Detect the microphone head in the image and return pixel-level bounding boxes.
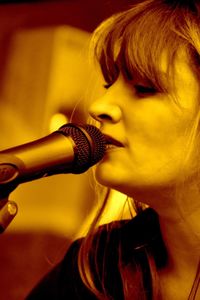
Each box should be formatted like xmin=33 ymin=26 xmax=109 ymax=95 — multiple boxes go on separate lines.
xmin=58 ymin=123 xmax=106 ymax=173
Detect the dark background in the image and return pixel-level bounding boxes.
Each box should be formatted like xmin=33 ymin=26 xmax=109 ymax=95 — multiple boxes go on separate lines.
xmin=0 ymin=0 xmax=137 ymax=32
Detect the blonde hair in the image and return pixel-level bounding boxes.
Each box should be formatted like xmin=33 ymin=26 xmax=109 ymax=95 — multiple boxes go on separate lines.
xmin=78 ymin=0 xmax=200 ymax=299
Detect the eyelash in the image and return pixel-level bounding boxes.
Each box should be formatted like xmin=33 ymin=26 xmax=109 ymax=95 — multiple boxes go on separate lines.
xmin=134 ymin=85 xmax=157 ymax=95
xmin=103 ymin=83 xmax=157 ymax=95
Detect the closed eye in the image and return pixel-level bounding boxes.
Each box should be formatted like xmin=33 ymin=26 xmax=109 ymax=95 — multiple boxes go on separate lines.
xmin=134 ymin=85 xmax=157 ymax=95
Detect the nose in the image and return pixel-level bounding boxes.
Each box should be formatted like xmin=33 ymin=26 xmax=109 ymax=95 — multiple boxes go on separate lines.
xmin=89 ymin=99 xmax=122 ymax=124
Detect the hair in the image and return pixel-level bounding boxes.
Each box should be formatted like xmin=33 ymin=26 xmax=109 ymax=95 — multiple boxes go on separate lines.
xmin=78 ymin=0 xmax=200 ymax=299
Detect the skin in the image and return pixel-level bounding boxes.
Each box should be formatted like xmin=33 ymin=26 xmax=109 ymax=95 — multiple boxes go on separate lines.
xmin=89 ymin=51 xmax=200 ymax=299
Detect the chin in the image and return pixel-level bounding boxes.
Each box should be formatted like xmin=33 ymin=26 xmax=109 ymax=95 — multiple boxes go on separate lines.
xmin=95 ymin=165 xmax=120 ymax=187
xmin=95 ymin=170 xmax=115 ymax=188
xmin=94 ymin=165 xmax=131 ymax=193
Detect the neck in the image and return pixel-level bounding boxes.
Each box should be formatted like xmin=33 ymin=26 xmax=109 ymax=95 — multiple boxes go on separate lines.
xmin=159 ymin=212 xmax=200 ymax=272
xmin=131 ymin=180 xmax=200 ymax=299
xmin=151 ymin=181 xmax=200 ymax=300
xmin=154 ymin=181 xmax=200 ymax=276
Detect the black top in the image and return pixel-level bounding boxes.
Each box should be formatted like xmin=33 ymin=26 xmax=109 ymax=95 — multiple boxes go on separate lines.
xmin=26 ymin=208 xmax=166 ymax=300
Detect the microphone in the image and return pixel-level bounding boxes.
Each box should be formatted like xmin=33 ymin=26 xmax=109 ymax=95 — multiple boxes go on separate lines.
xmin=0 ymin=123 xmax=106 ymax=187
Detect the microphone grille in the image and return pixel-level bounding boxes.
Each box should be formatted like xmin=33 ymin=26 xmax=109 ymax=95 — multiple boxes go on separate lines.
xmin=58 ymin=123 xmax=106 ymax=173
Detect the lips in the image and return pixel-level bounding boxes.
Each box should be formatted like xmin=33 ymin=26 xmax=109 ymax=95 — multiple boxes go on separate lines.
xmin=103 ymin=134 xmax=124 ymax=148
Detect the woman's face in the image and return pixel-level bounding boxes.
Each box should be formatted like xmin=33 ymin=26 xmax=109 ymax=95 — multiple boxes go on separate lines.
xmin=89 ymin=51 xmax=199 ymax=198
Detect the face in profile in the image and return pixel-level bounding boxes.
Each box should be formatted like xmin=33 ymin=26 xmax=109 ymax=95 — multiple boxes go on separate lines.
xmin=89 ymin=50 xmax=199 ymax=200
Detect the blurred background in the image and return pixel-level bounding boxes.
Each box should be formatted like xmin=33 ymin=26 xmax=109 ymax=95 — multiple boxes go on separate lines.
xmin=0 ymin=1 xmax=136 ymax=299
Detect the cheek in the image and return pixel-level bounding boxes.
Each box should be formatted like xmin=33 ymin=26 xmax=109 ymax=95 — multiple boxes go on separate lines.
xmin=127 ymin=99 xmax=192 ymax=150
xmin=125 ymin=108 xmax=194 ymax=177
xmin=94 ymin=101 xmax=196 ymax=190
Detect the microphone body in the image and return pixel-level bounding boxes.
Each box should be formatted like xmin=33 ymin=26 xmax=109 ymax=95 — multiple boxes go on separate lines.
xmin=0 ymin=123 xmax=106 ymax=187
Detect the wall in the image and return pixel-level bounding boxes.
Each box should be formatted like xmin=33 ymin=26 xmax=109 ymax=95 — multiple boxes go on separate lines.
xmin=0 ymin=22 xmax=97 ymax=300
xmin=0 ymin=2 xmax=136 ymax=298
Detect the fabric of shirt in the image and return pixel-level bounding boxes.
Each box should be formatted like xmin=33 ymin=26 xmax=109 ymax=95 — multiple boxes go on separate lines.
xmin=26 ymin=208 xmax=166 ymax=300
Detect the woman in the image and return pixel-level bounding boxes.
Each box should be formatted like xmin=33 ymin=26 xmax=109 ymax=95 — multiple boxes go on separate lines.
xmin=27 ymin=0 xmax=200 ymax=299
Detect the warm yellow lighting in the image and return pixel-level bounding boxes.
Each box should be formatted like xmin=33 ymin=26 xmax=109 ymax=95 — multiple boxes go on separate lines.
xmin=49 ymin=113 xmax=68 ymax=133
xmin=77 ymin=189 xmax=136 ymax=238
xmin=101 ymin=189 xmax=136 ymax=223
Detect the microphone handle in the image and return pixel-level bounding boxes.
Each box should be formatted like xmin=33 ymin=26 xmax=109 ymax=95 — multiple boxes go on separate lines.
xmin=0 ymin=132 xmax=75 ymax=186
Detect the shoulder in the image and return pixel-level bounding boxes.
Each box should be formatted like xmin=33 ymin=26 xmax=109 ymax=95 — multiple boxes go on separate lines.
xmin=86 ymin=207 xmax=161 ymax=264
xmin=60 ymin=208 xmax=160 ymax=294
xmin=90 ymin=207 xmax=160 ymax=248
xmin=26 ymin=237 xmax=97 ymax=300
xmin=64 ymin=207 xmax=160 ymax=266
xmin=26 ymin=208 xmax=161 ymax=299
